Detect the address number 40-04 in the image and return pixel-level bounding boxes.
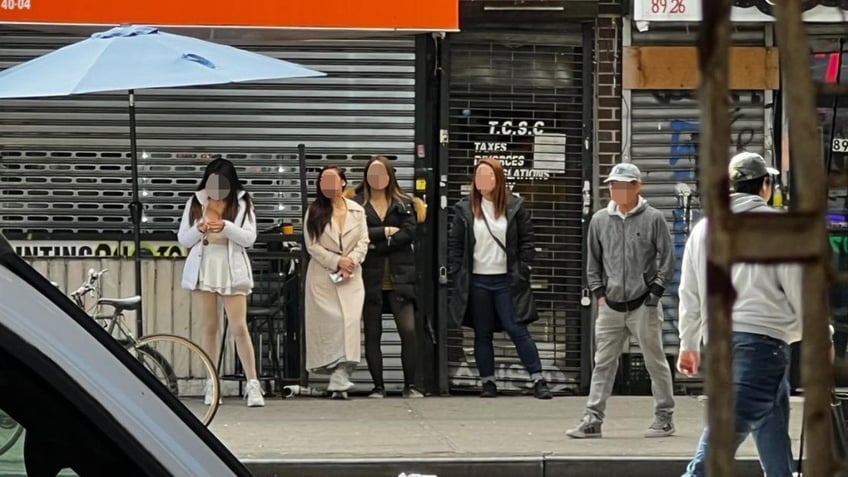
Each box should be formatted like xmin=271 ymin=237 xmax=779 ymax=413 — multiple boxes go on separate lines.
xmin=1 ymin=0 xmax=31 ymax=9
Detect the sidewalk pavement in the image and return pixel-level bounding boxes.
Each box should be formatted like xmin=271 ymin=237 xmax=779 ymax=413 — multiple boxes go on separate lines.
xmin=211 ymin=394 xmax=804 ymax=476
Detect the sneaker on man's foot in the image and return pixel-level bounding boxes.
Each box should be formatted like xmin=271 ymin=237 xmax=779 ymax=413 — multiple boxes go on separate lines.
xmin=533 ymin=379 xmax=553 ymax=400
xmin=403 ymin=385 xmax=424 ymax=399
xmin=480 ymin=381 xmax=497 ymax=398
xmin=368 ymin=387 xmax=386 ymax=399
xmin=245 ymin=379 xmax=266 ymax=407
xmin=644 ymin=417 xmax=675 ymax=438
xmin=566 ymin=419 xmax=602 ymax=439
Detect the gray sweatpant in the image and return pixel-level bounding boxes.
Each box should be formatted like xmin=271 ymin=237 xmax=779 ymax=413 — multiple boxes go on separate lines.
xmin=584 ymin=302 xmax=675 ymax=423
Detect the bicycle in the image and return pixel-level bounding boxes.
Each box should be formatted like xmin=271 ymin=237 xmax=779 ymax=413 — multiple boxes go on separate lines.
xmin=70 ymin=269 xmax=221 ymax=426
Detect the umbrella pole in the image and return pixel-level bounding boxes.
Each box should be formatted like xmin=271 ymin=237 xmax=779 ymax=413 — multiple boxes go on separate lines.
xmin=128 ymin=90 xmax=144 ymax=339
xmin=297 ymin=143 xmax=308 ymax=387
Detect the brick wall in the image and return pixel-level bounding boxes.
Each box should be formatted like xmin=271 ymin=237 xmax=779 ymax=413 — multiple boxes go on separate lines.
xmin=595 ymin=0 xmax=623 ymax=194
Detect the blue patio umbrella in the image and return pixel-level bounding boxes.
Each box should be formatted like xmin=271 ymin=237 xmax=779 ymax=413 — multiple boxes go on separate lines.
xmin=0 ymin=25 xmax=326 ymax=335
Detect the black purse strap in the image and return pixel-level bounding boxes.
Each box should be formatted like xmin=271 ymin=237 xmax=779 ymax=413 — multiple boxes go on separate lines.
xmin=480 ymin=212 xmax=508 ymax=253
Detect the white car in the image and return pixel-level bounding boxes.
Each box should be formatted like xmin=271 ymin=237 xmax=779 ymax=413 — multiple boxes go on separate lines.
xmin=0 ymin=233 xmax=251 ymax=477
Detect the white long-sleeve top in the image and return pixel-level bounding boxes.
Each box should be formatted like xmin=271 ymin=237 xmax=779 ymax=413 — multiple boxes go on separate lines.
xmin=472 ymin=198 xmax=508 ymax=275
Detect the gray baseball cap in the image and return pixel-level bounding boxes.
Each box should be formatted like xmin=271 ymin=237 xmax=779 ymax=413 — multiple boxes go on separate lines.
xmin=728 ymin=152 xmax=779 ymax=182
xmin=604 ymin=163 xmax=642 ymax=183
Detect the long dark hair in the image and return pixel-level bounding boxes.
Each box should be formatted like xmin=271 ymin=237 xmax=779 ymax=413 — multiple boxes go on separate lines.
xmin=471 ymin=158 xmax=508 ymax=219
xmin=360 ymin=155 xmax=410 ymax=205
xmin=306 ymin=165 xmax=347 ymax=241
xmin=189 ymin=157 xmax=253 ymax=223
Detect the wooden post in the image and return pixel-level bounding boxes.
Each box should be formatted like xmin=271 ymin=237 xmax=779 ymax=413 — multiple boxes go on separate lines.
xmin=697 ymin=0 xmax=736 ymax=475
xmin=698 ymin=1 xmax=836 ymax=476
xmin=773 ymin=1 xmax=834 ymax=475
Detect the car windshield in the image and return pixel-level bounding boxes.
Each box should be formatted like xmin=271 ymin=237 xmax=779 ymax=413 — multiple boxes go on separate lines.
xmin=0 ymin=234 xmax=249 ymax=476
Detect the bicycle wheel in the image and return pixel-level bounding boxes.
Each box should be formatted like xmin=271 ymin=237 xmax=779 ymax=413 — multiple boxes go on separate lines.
xmin=119 ymin=338 xmax=179 ymax=394
xmin=127 ymin=334 xmax=221 ymax=426
xmin=0 ymin=411 xmax=23 ymax=456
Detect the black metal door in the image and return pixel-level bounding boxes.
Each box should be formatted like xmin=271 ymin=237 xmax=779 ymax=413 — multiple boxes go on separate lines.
xmin=443 ymin=26 xmax=590 ymax=393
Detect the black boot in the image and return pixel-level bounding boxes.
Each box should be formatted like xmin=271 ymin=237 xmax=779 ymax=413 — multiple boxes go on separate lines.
xmin=534 ymin=379 xmax=552 ymax=400
xmin=480 ymin=381 xmax=497 ymax=398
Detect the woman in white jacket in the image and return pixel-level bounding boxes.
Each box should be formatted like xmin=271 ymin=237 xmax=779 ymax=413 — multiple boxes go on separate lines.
xmin=177 ymin=158 xmax=264 ymax=407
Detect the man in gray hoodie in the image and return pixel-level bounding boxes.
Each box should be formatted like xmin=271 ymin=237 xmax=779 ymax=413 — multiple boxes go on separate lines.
xmin=567 ymin=162 xmax=676 ymax=439
xmin=677 ymin=152 xmax=800 ymax=476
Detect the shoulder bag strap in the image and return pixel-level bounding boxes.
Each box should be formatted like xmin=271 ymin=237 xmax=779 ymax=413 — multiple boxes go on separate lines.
xmin=480 ymin=212 xmax=508 ymax=253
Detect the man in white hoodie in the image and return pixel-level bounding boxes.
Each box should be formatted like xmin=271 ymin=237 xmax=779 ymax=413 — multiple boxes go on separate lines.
xmin=677 ymin=152 xmax=801 ymax=477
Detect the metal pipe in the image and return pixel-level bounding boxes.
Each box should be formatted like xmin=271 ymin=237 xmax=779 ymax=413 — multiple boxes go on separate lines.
xmin=128 ymin=89 xmax=144 ymax=339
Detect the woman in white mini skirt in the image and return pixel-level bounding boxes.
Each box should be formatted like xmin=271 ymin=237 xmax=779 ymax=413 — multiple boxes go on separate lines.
xmin=177 ymin=158 xmax=264 ymax=407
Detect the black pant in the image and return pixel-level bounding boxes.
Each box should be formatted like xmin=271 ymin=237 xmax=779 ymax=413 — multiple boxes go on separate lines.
xmin=363 ymin=290 xmax=417 ymax=388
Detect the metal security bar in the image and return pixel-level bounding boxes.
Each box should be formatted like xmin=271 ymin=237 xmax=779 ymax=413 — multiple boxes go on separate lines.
xmin=699 ymin=0 xmax=836 ymax=476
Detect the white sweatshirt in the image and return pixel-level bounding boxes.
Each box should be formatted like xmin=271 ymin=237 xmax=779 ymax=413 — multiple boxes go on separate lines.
xmin=472 ymin=198 xmax=508 ymax=275
xmin=678 ymin=193 xmax=804 ymax=351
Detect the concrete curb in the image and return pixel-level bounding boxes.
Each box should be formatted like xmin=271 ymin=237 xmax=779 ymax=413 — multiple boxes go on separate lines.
xmin=243 ymin=456 xmax=765 ymax=477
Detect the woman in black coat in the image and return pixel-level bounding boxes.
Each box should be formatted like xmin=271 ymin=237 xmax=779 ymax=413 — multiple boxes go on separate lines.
xmin=355 ymin=156 xmax=422 ymax=399
xmin=447 ymin=158 xmax=552 ymax=399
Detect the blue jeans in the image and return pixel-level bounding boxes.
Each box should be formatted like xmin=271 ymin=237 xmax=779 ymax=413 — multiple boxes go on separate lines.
xmin=469 ymin=274 xmax=543 ymax=378
xmin=683 ymin=332 xmax=793 ymax=477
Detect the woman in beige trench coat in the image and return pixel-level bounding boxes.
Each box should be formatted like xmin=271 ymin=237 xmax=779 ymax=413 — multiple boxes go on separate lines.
xmin=304 ymin=165 xmax=369 ymax=399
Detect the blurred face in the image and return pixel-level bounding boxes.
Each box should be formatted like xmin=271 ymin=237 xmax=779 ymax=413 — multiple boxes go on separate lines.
xmin=608 ymin=181 xmax=641 ymax=206
xmin=206 ymin=174 xmax=231 ymax=201
xmin=760 ymin=177 xmax=773 ymax=201
xmin=366 ymin=161 xmax=390 ymax=191
xmin=475 ymin=163 xmax=497 ymax=195
xmin=319 ymin=169 xmax=344 ymax=199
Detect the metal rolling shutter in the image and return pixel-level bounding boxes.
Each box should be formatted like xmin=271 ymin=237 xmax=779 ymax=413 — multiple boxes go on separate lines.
xmin=630 ymin=90 xmax=766 ymax=346
xmin=0 ymin=27 xmax=416 ymax=235
xmin=628 ymin=25 xmax=768 ymax=380
xmin=0 ymin=26 xmax=417 ymax=392
xmin=446 ymin=28 xmax=587 ymax=393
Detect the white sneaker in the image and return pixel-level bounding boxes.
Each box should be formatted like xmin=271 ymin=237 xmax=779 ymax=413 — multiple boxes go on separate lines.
xmin=245 ymin=379 xmax=265 ymax=407
xmin=204 ymin=379 xmax=221 ymax=406
xmin=327 ymin=369 xmax=355 ymax=392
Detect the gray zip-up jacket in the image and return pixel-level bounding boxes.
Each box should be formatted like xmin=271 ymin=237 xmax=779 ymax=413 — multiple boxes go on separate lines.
xmin=586 ymin=197 xmax=675 ymax=303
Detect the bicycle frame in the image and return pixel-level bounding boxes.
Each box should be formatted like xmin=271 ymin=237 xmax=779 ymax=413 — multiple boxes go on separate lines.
xmin=69 ymin=269 xmax=139 ymax=346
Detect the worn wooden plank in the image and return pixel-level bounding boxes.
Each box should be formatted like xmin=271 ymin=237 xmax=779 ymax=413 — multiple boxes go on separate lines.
xmin=698 ymin=0 xmax=736 ymax=475
xmin=153 ymin=259 xmax=174 ymax=336
xmin=141 ymin=259 xmax=156 ymax=336
xmin=118 ymin=259 xmax=137 ymax=338
xmin=171 ymin=260 xmax=196 ymax=376
xmin=623 ymin=46 xmax=780 ymax=90
xmin=30 ymin=260 xmax=48 ymax=281
xmin=172 ymin=260 xmax=192 ymax=339
xmin=46 ymin=259 xmax=65 ymax=292
xmin=773 ymin=1 xmax=835 ymax=475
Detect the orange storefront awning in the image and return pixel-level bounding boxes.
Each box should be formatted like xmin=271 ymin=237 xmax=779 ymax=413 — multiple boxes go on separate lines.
xmin=0 ymin=0 xmax=459 ymax=31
